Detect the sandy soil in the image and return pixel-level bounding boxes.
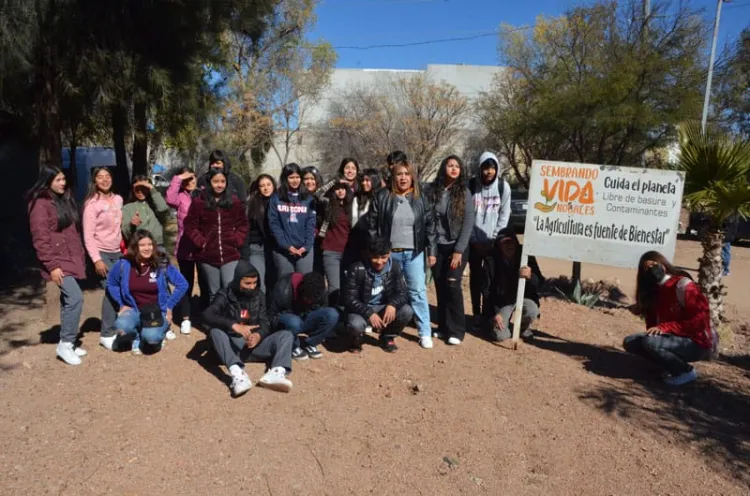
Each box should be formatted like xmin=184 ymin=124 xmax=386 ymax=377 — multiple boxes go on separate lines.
xmin=0 ymin=239 xmax=748 ymax=495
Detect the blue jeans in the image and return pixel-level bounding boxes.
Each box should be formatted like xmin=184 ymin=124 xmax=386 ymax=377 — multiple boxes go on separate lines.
xmin=277 ymin=307 xmax=339 ymax=348
xmin=114 ymin=307 xmax=169 ymax=351
xmin=722 ymin=242 xmax=731 ymax=275
xmin=390 ymin=250 xmax=431 ymax=338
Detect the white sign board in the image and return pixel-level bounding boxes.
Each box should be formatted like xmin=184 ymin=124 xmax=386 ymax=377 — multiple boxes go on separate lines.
xmin=523 ymin=160 xmax=685 ymax=268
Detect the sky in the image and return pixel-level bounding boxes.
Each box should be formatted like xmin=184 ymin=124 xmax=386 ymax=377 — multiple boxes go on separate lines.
xmin=310 ymin=0 xmax=750 ymax=70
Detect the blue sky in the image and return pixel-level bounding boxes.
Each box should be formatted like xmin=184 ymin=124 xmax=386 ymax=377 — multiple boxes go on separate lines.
xmin=310 ymin=0 xmax=750 ymax=69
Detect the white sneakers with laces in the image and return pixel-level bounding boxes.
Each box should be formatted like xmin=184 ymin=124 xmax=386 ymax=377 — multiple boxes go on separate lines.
xmin=258 ymin=367 xmax=293 ymax=393
xmin=99 ymin=335 xmax=116 ymax=351
xmin=229 ymin=366 xmax=252 ymax=397
xmin=180 ymin=320 xmax=192 ymax=335
xmin=447 ymin=337 xmax=462 ymax=345
xmin=165 ymin=330 xmax=177 ymax=341
xmin=419 ymin=336 xmax=434 ymax=349
xmin=56 ymin=342 xmax=81 ymax=365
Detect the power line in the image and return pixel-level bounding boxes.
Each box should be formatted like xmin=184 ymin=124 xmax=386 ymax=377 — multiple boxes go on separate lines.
xmin=333 ymin=26 xmax=530 ymax=50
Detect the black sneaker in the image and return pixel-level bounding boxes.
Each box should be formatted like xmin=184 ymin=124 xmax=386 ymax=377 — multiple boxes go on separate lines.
xmin=304 ymin=345 xmax=323 ymax=359
xmin=382 ymin=337 xmax=398 ymax=353
xmin=292 ymin=347 xmax=309 ymax=361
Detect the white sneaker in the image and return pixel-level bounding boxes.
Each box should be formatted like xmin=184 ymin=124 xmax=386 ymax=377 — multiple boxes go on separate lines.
xmin=180 ymin=320 xmax=192 ymax=335
xmin=364 ymin=326 xmax=373 ymax=334
xmin=74 ymin=347 xmax=87 ymax=357
xmin=258 ymin=367 xmax=293 ymax=393
xmin=432 ymin=331 xmax=443 ymax=339
xmin=419 ymin=336 xmax=434 ymax=349
xmin=230 ymin=370 xmax=253 ymax=397
xmin=99 ymin=335 xmax=116 ymax=351
xmin=663 ymin=368 xmax=698 ymax=386
xmin=132 ymin=347 xmax=143 ymax=356
xmin=56 ymin=342 xmax=82 ymax=365
xmin=165 ymin=330 xmax=177 ymax=341
xmin=448 ymin=337 xmax=462 ymax=346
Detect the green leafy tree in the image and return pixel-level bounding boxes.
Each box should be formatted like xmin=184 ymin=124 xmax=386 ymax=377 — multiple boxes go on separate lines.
xmin=677 ymin=121 xmax=750 ymax=335
xmin=715 ymin=26 xmax=750 ymax=137
xmin=477 ymin=0 xmax=706 ymax=186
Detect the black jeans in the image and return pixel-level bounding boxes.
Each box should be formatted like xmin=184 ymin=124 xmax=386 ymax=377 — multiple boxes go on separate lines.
xmin=469 ymin=243 xmax=494 ymax=321
xmin=432 ymin=243 xmax=469 ymax=340
xmin=176 ymin=259 xmax=197 ymax=321
xmin=623 ymin=332 xmax=706 ymax=375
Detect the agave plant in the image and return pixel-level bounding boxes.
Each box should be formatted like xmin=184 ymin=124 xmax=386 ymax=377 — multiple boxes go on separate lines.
xmin=677 ymin=122 xmax=750 ymax=332
xmin=555 ymin=280 xmax=601 ymax=309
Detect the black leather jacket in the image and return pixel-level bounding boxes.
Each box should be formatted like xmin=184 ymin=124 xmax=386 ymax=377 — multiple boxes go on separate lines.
xmin=203 ymin=287 xmax=270 ymax=338
xmin=367 ymin=188 xmax=437 ymax=257
xmin=342 ymin=261 xmax=409 ymax=319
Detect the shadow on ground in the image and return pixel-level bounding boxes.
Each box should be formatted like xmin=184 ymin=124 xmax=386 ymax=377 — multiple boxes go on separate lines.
xmin=528 ymin=330 xmax=750 ymax=486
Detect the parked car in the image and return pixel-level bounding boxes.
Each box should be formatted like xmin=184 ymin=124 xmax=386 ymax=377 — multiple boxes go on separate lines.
xmin=688 ymin=212 xmax=750 ymax=243
xmin=509 ymin=188 xmax=529 ymax=233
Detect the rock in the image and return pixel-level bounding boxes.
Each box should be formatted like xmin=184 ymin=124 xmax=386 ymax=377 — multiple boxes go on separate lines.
xmin=411 ymin=384 xmax=424 ymax=394
xmin=443 ymin=456 xmax=459 ymax=469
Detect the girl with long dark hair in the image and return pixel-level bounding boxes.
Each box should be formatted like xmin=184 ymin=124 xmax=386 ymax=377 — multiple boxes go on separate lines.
xmin=184 ymin=168 xmax=249 ymax=302
xmin=368 ymin=159 xmax=437 ymax=350
xmin=430 ymin=155 xmax=474 ymax=345
xmin=353 ymin=168 xmax=382 ymax=226
xmin=302 ymin=166 xmax=326 ymax=273
xmin=28 ymin=166 xmax=87 ymax=365
xmin=319 ymin=181 xmax=353 ymax=304
xmin=107 ymin=230 xmax=188 ymax=355
xmin=318 ymin=158 xmax=360 ymax=197
xmin=122 ymin=175 xmax=170 ymax=252
xmin=623 ymin=251 xmax=715 ymax=386
xmin=82 ymin=167 xmax=124 ymax=351
xmin=245 ymin=174 xmax=277 ymax=293
xmin=268 ymin=163 xmax=316 ymax=277
xmin=166 ymin=166 xmax=199 ymax=334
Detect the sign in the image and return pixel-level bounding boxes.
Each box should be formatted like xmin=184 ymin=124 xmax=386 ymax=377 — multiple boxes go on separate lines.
xmin=523 ymin=160 xmax=685 ymax=268
xmin=510 ymin=160 xmax=685 ymax=350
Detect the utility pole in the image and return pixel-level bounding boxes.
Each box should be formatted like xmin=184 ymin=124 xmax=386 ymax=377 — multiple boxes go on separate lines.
xmin=702 ymin=0 xmax=729 ymax=132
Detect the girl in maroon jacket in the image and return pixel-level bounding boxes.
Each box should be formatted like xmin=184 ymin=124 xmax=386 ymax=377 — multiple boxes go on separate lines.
xmin=623 ymin=251 xmax=714 ymax=386
xmin=184 ymin=168 xmax=249 ymax=302
xmin=27 ymin=166 xmax=87 ymax=366
xmin=319 ymin=180 xmax=353 ymax=306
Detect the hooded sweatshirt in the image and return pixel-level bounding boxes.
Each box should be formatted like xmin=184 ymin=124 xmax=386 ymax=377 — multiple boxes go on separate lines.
xmin=471 ymin=151 xmax=511 ymax=244
xmin=165 ymin=176 xmax=195 ymax=260
xmin=197 ymin=158 xmax=247 ymax=204
xmin=367 ymin=258 xmax=392 ymax=306
xmin=121 ymin=188 xmax=170 ymax=247
xmin=267 ymin=191 xmax=316 ymax=253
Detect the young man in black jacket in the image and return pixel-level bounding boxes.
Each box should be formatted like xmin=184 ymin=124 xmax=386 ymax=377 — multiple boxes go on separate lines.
xmin=196 ymin=149 xmax=247 ymax=203
xmin=342 ymin=236 xmax=413 ymax=353
xmin=268 ymin=271 xmax=339 ymax=360
xmin=488 ymin=227 xmax=543 ymax=342
xmin=204 ymin=261 xmax=293 ymax=397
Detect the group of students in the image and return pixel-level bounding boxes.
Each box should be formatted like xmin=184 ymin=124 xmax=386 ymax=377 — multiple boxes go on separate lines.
xmin=27 ymin=149 xmax=715 ymax=397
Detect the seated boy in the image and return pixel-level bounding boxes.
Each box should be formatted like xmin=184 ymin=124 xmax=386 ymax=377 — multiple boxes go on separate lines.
xmin=342 ymin=235 xmax=413 ymax=353
xmin=488 ymin=227 xmax=544 ymax=341
xmin=268 ymin=271 xmax=339 ymax=360
xmin=203 ymin=261 xmax=293 ymax=397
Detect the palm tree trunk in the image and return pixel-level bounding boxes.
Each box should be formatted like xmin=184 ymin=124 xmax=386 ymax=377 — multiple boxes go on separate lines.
xmin=698 ymin=229 xmax=724 ymax=347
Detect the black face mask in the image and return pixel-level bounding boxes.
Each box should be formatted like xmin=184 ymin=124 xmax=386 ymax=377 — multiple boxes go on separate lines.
xmin=644 ymin=265 xmax=666 ymax=285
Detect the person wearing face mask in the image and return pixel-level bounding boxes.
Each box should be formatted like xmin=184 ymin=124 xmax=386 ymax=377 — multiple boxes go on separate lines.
xmin=121 ymin=175 xmax=170 ymax=253
xmin=196 ymin=150 xmax=247 ymax=203
xmin=623 ymin=251 xmax=715 ymax=386
xmin=488 ymin=227 xmax=543 ymax=342
xmin=468 ymin=151 xmax=511 ymax=332
xmin=203 ymin=261 xmax=294 ymax=397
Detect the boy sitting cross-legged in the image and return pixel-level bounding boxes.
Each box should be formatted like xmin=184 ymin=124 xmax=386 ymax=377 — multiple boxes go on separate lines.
xmin=203 ymin=261 xmax=293 ymax=397
xmin=342 ymin=235 xmax=413 ymax=353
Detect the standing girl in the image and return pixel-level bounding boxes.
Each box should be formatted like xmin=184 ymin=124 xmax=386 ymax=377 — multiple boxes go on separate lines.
xmin=184 ymin=168 xmax=248 ymax=303
xmin=245 ymin=174 xmax=277 ymax=293
xmin=166 ymin=167 xmax=198 ymax=334
xmin=302 ymin=166 xmax=325 ymax=273
xmin=107 ymin=230 xmax=188 ymax=355
xmin=623 ymin=251 xmax=715 ymax=386
xmin=320 ymin=181 xmax=353 ymax=304
xmin=82 ymin=167 xmax=123 ymax=351
xmin=430 ymin=155 xmax=474 ymax=345
xmin=368 ymin=160 xmax=437 ymax=349
xmin=28 ymin=166 xmax=87 ymax=365
xmin=268 ymin=163 xmax=316 ymax=277
xmin=121 ymin=175 xmax=170 ymax=252
xmin=319 ymin=158 xmax=360 ymax=197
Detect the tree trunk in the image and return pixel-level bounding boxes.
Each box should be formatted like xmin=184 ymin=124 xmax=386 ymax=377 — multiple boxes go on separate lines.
xmin=111 ymin=103 xmax=131 ymax=196
xmin=698 ymin=229 xmax=724 ymax=356
xmin=38 ymin=78 xmax=63 ymax=168
xmin=132 ymin=100 xmax=149 ymax=177
xmin=66 ymin=132 xmax=78 ymax=195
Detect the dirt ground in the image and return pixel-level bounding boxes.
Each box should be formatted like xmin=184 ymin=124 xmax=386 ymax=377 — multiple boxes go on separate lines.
xmin=1 ymin=239 xmax=749 ymax=495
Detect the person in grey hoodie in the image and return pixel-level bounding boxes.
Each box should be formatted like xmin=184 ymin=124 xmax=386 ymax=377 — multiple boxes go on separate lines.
xmin=468 ymin=151 xmax=510 ymax=329
xmin=429 ymin=155 xmax=475 ymax=344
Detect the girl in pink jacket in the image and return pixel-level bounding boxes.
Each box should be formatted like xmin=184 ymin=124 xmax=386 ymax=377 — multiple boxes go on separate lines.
xmin=166 ymin=167 xmax=199 ymax=334
xmin=82 ymin=167 xmax=123 ymax=351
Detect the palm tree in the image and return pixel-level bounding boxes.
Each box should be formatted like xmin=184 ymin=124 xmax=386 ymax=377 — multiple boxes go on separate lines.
xmin=677 ymin=121 xmax=750 ymax=339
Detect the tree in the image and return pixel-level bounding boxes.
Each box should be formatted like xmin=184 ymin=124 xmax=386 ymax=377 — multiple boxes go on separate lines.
xmin=715 ymin=26 xmax=750 ymax=137
xmin=477 ymin=0 xmax=707 ymax=187
xmin=677 ymin=121 xmax=750 ymax=339
xmin=219 ymin=0 xmax=336 ymax=177
xmin=316 ymin=77 xmax=470 ymax=178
